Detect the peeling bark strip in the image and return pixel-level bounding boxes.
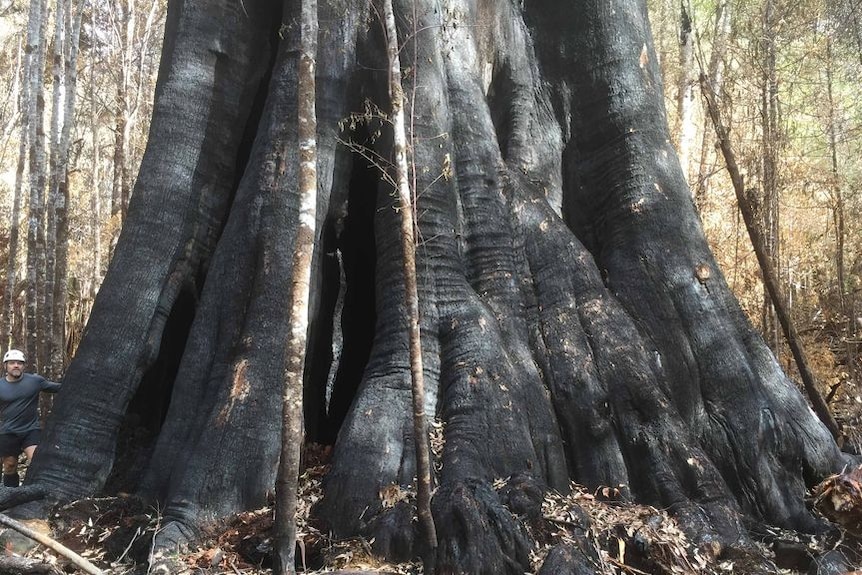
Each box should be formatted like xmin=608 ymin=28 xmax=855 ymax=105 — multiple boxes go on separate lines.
xmin=16 ymin=0 xmax=850 ymax=572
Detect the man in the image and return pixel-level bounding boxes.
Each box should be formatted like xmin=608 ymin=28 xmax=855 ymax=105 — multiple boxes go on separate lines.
xmin=0 ymin=349 xmax=61 ymax=487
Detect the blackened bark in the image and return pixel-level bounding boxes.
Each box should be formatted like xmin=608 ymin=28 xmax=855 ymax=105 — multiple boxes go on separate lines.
xmin=28 ymin=0 xmax=277 ymax=500
xmin=13 ymin=0 xmax=852 ymax=573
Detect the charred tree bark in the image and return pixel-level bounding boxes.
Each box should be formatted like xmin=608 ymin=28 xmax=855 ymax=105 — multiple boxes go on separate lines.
xmin=14 ymin=0 xmax=852 ymax=572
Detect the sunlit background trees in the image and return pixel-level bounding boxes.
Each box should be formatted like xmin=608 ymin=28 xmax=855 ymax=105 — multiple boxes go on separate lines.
xmin=0 ymin=0 xmax=164 ymax=379
xmin=651 ymin=0 xmax=862 ymax=430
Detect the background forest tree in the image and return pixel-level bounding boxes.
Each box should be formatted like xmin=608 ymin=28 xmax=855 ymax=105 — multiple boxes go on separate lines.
xmin=0 ymin=0 xmax=164 ymax=377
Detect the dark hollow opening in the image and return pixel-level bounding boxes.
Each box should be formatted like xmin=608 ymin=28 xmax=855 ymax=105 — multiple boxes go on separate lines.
xmin=304 ymin=218 xmax=342 ymax=442
xmin=318 ymin=151 xmax=380 ymax=444
xmin=102 ymin=289 xmax=196 ymax=494
xmin=485 ymin=64 xmax=513 ymax=160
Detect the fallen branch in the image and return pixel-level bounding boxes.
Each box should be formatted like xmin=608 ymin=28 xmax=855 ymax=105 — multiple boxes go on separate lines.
xmin=0 ymin=513 xmax=103 ymax=575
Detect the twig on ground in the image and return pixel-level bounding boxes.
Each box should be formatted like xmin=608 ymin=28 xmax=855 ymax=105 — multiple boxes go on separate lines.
xmin=0 ymin=513 xmax=103 ymax=575
xmin=113 ymin=525 xmax=142 ymax=565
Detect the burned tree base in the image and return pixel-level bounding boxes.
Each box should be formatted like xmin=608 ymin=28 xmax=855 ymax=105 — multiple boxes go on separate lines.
xmin=12 ymin=0 xmax=856 ymax=569
xmin=431 ymin=479 xmax=535 ymax=575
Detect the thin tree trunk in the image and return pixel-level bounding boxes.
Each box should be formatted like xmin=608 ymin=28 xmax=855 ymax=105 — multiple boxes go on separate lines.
xmin=700 ymin=75 xmax=841 ymax=442
xmin=111 ymin=95 xmax=127 ymax=219
xmin=4 ymin=38 xmax=30 ymax=349
xmin=45 ymin=0 xmax=67 ymax=378
xmin=382 ymin=0 xmax=437 ymax=568
xmin=89 ymin=34 xmax=102 ymax=302
xmin=824 ymin=39 xmax=844 ymax=319
xmin=675 ymin=0 xmax=696 ymax=181
xmin=25 ymin=0 xmax=48 ymax=370
xmin=694 ymin=0 xmax=730 ymax=209
xmin=760 ymin=0 xmax=780 ymax=351
xmin=274 ymin=0 xmax=318 ymax=571
xmin=110 ymin=0 xmax=131 ymax=220
xmin=52 ymin=0 xmax=83 ymax=376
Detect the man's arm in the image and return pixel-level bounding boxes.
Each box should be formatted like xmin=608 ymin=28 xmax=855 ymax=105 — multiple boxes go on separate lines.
xmin=40 ymin=378 xmax=61 ymax=393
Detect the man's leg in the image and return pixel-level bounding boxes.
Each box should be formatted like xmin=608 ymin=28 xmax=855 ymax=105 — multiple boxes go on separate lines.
xmin=2 ymin=456 xmax=18 ymax=487
xmin=18 ymin=430 xmax=41 ymax=485
xmin=0 ymin=434 xmax=20 ymax=487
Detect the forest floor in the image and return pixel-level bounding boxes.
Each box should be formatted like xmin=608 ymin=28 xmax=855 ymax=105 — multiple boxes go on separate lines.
xmin=2 ymin=388 xmax=862 ymax=575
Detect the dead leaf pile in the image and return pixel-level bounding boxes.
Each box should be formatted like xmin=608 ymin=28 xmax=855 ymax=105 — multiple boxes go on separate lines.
xmin=535 ymin=483 xmax=721 ymax=575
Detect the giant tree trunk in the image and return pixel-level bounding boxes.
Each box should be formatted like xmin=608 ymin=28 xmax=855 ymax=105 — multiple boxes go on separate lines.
xmin=15 ymin=0 xmax=850 ymax=572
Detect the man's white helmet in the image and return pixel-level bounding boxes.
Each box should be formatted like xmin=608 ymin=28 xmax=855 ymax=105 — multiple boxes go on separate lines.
xmin=3 ymin=349 xmax=25 ymax=363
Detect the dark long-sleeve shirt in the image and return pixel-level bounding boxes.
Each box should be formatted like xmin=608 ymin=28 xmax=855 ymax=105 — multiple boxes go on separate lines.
xmin=0 ymin=374 xmax=61 ymax=434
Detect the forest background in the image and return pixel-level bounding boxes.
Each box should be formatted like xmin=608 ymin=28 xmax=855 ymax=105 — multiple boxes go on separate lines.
xmin=0 ymin=0 xmax=860 ymax=442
